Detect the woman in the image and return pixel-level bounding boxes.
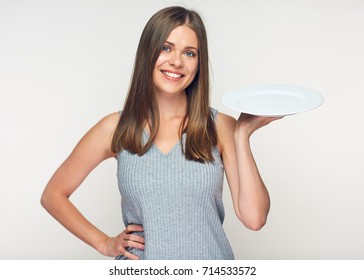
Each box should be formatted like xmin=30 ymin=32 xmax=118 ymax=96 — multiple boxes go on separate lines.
xmin=41 ymin=6 xmax=280 ymax=260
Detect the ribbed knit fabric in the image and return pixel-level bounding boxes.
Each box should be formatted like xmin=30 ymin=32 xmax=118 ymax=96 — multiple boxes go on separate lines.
xmin=115 ymin=108 xmax=234 ymax=260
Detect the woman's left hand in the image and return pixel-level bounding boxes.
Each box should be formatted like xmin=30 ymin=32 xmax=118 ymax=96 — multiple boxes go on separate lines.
xmin=235 ymin=113 xmax=283 ymax=138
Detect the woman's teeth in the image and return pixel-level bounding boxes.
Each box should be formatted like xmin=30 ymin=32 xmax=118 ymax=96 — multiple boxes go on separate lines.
xmin=162 ymin=71 xmax=182 ymax=78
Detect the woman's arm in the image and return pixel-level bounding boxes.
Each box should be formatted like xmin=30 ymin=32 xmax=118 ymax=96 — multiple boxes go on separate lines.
xmin=40 ymin=112 xmax=144 ymax=259
xmin=217 ymin=112 xmax=281 ymax=230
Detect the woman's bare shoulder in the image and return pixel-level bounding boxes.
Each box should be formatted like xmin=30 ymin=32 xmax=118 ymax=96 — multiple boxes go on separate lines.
xmin=95 ymin=112 xmax=120 ymax=132
xmin=72 ymin=112 xmax=121 ymax=159
xmin=216 ymin=111 xmax=236 ymax=131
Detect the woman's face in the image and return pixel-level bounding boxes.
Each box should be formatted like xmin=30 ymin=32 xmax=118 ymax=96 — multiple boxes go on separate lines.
xmin=153 ymin=25 xmax=199 ymax=98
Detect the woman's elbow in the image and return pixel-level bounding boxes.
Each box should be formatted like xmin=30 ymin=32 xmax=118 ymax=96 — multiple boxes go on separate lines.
xmin=237 ymin=213 xmax=268 ymax=231
xmin=40 ymin=188 xmax=58 ymax=211
xmin=40 ymin=189 xmax=50 ymax=210
xmin=244 ymin=218 xmax=267 ymax=231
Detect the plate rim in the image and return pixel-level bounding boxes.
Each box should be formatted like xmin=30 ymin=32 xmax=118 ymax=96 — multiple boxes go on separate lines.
xmin=221 ymin=84 xmax=324 ymax=116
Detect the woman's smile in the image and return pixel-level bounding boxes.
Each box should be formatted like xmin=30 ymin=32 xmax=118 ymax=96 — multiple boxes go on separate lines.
xmin=161 ymin=70 xmax=184 ymax=79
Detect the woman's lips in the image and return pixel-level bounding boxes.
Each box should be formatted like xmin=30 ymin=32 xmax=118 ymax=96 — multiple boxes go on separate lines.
xmin=161 ymin=70 xmax=184 ymax=79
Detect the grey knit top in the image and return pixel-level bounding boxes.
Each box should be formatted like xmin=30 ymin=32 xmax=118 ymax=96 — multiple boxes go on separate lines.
xmin=115 ymin=108 xmax=234 ymax=260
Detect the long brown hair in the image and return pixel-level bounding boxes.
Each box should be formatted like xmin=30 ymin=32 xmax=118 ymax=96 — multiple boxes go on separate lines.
xmin=111 ymin=6 xmax=217 ymax=163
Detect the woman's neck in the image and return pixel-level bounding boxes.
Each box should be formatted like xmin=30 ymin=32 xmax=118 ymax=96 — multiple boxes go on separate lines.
xmin=155 ymin=91 xmax=187 ymax=121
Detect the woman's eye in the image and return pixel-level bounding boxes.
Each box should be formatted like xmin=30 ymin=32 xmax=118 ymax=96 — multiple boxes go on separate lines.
xmin=162 ymin=45 xmax=171 ymax=52
xmin=184 ymin=51 xmax=196 ymax=57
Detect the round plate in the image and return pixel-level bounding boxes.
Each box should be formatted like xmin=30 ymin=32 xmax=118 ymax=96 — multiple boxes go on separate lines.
xmin=222 ymin=84 xmax=324 ymax=116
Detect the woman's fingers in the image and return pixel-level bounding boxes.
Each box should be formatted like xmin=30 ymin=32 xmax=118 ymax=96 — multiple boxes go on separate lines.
xmin=99 ymin=224 xmax=145 ymax=259
xmin=123 ymin=232 xmax=145 ymax=243
xmin=237 ymin=113 xmax=283 ymax=136
xmin=121 ymin=238 xmax=145 ymax=250
xmin=122 ymin=251 xmax=141 ymax=260
xmin=122 ymin=224 xmax=145 ymax=246
xmin=125 ymin=224 xmax=144 ymax=233
xmin=111 ymin=224 xmax=145 ymax=259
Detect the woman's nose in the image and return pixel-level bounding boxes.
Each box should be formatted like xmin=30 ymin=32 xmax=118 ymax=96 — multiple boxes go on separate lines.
xmin=169 ymin=52 xmax=183 ymax=67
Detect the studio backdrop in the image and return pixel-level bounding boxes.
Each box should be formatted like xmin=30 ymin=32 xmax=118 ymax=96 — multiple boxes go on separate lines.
xmin=1 ymin=0 xmax=363 ymax=259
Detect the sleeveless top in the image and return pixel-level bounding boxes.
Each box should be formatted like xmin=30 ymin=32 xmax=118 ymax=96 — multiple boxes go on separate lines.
xmin=115 ymin=108 xmax=234 ymax=260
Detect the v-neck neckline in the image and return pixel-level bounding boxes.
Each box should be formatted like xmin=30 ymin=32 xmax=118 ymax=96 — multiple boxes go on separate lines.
xmin=152 ymin=141 xmax=180 ymax=157
xmin=142 ymin=130 xmax=183 ymax=157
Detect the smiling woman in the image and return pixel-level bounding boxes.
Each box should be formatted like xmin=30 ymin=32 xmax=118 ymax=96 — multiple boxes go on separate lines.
xmin=112 ymin=6 xmax=215 ymax=163
xmin=41 ymin=5 xmax=281 ymax=260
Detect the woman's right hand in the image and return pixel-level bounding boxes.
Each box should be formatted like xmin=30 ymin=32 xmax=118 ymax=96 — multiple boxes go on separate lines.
xmin=100 ymin=224 xmax=144 ymax=260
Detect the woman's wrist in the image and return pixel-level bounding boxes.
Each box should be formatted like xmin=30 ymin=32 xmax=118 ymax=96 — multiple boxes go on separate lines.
xmin=234 ymin=123 xmax=251 ymax=143
xmin=92 ymin=233 xmax=112 ymax=256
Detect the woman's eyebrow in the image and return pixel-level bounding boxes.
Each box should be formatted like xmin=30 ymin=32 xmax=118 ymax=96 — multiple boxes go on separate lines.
xmin=165 ymin=40 xmax=198 ymax=51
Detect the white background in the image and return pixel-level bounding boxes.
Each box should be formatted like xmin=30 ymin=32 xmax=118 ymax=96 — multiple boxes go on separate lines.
xmin=1 ymin=0 xmax=363 ymax=259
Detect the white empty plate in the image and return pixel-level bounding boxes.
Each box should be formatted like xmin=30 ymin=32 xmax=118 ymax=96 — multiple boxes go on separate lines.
xmin=222 ymin=84 xmax=324 ymax=116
